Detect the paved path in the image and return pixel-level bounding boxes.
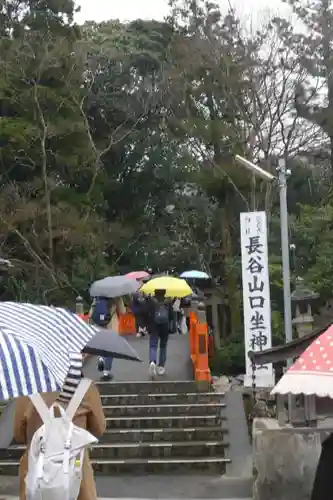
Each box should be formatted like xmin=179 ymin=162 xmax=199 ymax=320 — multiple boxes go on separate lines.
xmin=85 ymin=333 xmax=193 ymax=382
xmin=0 ymin=475 xmax=253 ymax=499
xmin=4 ymin=497 xmax=251 ymax=500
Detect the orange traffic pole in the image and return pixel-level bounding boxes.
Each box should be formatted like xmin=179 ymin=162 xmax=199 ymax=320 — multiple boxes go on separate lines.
xmin=119 ymin=312 xmax=137 ymax=335
xmin=193 ymin=306 xmax=211 ymax=382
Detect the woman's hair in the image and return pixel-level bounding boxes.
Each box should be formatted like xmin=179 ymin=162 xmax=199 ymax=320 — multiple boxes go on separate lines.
xmin=57 ymin=353 xmax=83 ymax=405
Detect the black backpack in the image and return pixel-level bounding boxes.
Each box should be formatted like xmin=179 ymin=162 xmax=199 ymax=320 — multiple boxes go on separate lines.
xmin=91 ymin=297 xmax=111 ymax=327
xmin=154 ymin=302 xmax=169 ymax=325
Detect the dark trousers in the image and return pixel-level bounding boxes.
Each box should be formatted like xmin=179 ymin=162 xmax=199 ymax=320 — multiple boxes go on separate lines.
xmin=149 ymin=323 xmax=169 ymax=367
xmin=311 ymin=433 xmax=333 ymax=500
xmin=135 ymin=314 xmax=146 ymax=331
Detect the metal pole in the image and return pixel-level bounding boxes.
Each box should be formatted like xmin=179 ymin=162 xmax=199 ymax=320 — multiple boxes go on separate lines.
xmin=277 ymin=158 xmax=293 ymax=423
xmin=277 ymin=159 xmax=292 ymax=344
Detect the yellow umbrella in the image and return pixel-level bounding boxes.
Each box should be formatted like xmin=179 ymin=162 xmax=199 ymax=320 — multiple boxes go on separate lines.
xmin=140 ymin=276 xmax=193 ymax=298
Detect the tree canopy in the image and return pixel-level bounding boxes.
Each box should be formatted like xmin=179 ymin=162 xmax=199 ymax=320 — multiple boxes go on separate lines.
xmin=0 ymin=0 xmax=332 ymax=366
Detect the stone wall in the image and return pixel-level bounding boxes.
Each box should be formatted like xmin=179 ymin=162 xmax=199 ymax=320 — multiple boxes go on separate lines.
xmin=253 ymin=418 xmax=324 ymax=500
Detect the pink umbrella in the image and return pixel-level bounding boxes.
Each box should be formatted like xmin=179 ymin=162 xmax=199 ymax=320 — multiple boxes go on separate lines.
xmin=126 ymin=271 xmax=150 ymax=281
xmin=271 ymin=324 xmax=333 ymax=398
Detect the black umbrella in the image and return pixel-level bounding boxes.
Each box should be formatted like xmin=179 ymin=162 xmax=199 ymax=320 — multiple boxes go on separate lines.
xmin=83 ymin=327 xmax=141 ymax=362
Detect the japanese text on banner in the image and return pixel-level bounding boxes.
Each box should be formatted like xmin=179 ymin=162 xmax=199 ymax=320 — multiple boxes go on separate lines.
xmin=240 ymin=211 xmax=274 ymax=387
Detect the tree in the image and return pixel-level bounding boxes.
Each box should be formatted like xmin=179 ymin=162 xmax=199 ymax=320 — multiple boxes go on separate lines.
xmin=78 ymin=19 xmax=182 ymax=270
xmin=273 ymin=0 xmax=333 ymax=176
xmin=0 ymin=0 xmax=109 ymax=302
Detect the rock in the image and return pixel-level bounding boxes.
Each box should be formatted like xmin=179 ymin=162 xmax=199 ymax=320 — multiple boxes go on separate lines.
xmin=212 ymin=375 xmax=230 ymax=391
xmin=212 ymin=374 xmax=246 ymax=392
xmin=230 ymin=376 xmax=244 ymax=391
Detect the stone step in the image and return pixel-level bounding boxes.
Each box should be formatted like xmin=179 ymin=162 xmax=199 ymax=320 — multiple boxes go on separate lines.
xmin=92 ymin=456 xmax=231 ymax=474
xmin=4 ymin=440 xmax=227 ymax=461
xmin=102 ymin=402 xmax=225 ymax=418
xmin=106 ymin=414 xmax=223 ymax=429
xmin=100 ymin=391 xmax=224 ymax=406
xmin=0 ymin=456 xmax=230 ymax=475
xmin=97 ymin=380 xmax=211 ymax=395
xmin=102 ymin=426 xmax=227 ymax=443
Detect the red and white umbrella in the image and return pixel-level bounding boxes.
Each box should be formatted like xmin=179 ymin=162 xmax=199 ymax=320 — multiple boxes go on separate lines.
xmin=271 ymin=324 xmax=333 ymax=398
xmin=125 ymin=271 xmax=150 ymax=281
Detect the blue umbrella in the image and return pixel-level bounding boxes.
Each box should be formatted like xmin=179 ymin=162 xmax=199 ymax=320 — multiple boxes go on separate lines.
xmin=180 ymin=270 xmax=210 ymax=279
xmin=0 ymin=302 xmax=97 ymax=401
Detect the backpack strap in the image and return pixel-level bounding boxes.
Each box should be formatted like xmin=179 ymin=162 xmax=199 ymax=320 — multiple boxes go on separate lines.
xmin=65 ymin=377 xmax=92 ymax=422
xmin=29 ymin=393 xmax=52 ymax=424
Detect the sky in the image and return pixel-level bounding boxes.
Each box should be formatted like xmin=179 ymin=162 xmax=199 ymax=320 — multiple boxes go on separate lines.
xmin=75 ymin=0 xmax=292 ymax=25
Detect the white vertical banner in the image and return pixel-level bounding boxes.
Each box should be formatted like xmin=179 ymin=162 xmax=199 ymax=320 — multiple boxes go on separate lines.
xmin=240 ymin=211 xmax=275 ymax=388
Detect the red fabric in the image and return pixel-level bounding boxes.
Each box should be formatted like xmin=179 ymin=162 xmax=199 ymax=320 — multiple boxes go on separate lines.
xmin=78 ymin=313 xmax=89 ymax=322
xmin=289 ymin=324 xmax=333 ymax=374
xmin=126 ymin=271 xmax=149 ymax=280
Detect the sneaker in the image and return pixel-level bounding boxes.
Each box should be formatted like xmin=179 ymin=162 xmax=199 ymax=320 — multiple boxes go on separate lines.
xmin=157 ymin=366 xmax=165 ymax=376
xmin=101 ymin=371 xmax=113 ymax=381
xmin=149 ymin=362 xmax=157 ymax=376
xmin=97 ymin=357 xmax=104 ymax=372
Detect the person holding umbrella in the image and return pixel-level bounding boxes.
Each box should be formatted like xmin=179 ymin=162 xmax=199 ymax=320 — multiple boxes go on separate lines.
xmin=146 ymin=289 xmax=173 ymax=376
xmin=90 ymin=297 xmax=126 ymax=380
xmin=89 ymin=275 xmax=140 ymax=380
xmin=141 ymin=277 xmax=193 ymax=376
xmin=125 ymin=272 xmax=150 ymax=338
xmin=14 ymin=353 xmax=106 ymax=500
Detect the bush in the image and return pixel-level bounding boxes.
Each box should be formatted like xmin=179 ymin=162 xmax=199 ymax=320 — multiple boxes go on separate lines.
xmin=209 ymin=333 xmax=245 ymax=376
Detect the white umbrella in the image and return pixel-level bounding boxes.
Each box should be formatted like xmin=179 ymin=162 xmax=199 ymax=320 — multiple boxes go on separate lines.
xmin=90 ymin=276 xmax=140 ymax=298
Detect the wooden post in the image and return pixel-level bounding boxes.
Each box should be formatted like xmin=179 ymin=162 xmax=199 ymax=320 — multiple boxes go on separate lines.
xmin=211 ymin=294 xmax=221 ymax=349
xmin=276 ymin=394 xmax=287 ymax=426
xmin=304 ymin=395 xmax=317 ymax=427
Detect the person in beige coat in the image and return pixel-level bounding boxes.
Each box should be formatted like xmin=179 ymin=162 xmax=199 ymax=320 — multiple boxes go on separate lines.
xmin=14 ymin=381 xmax=106 ymax=500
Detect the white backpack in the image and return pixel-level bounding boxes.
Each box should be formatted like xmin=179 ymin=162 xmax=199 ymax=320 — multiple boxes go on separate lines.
xmin=25 ymin=378 xmax=98 ymax=500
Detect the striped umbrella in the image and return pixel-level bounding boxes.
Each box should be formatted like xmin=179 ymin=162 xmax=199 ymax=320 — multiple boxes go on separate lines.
xmin=57 ymin=352 xmax=83 ymax=406
xmin=0 ymin=302 xmax=97 ymax=401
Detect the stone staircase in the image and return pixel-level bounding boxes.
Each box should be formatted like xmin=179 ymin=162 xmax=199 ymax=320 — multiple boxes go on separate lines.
xmin=0 ymin=380 xmax=230 ymax=475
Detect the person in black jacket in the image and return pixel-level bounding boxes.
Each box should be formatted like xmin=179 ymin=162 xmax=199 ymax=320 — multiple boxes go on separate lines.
xmin=146 ymin=289 xmax=172 ymax=376
xmin=131 ymin=291 xmax=147 ymax=337
xmin=311 ymin=432 xmax=333 ymax=500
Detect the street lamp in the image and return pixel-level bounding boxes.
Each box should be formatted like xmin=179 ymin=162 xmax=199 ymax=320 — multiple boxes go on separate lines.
xmin=235 ymin=155 xmax=275 ymax=182
xmin=235 ymin=155 xmax=292 ymax=345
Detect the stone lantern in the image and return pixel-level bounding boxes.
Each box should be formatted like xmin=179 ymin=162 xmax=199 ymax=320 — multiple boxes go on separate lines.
xmin=290 ymin=278 xmax=319 ymax=426
xmin=291 ymin=277 xmax=319 ymax=338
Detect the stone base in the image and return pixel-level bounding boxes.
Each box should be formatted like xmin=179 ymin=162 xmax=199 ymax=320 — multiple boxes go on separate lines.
xmin=253 ymin=418 xmax=322 ymax=500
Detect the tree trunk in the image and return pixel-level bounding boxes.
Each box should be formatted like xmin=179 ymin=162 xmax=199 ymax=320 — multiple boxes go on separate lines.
xmin=221 ymin=207 xmax=241 ymax=336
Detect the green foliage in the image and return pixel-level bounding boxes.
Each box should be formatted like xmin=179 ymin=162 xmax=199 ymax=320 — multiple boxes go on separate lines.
xmin=0 ymin=0 xmax=333 ymax=380
xmin=210 ymin=333 xmax=245 ymax=376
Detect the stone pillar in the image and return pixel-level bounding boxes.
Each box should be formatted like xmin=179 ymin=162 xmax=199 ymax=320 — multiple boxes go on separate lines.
xmin=253 ymin=418 xmax=322 ymax=500
xmin=76 ymin=295 xmax=84 ymax=314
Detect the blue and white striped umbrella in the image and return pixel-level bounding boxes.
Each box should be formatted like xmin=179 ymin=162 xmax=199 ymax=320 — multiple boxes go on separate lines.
xmin=0 ymin=302 xmax=96 ymax=401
